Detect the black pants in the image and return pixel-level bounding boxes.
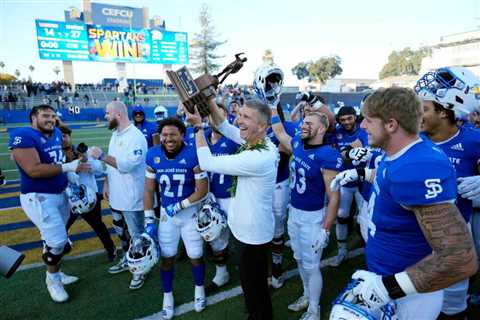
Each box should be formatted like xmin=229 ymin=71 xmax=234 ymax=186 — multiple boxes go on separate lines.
xmin=235 ymin=237 xmax=272 ymax=320
xmin=66 ymin=193 xmax=115 ymax=255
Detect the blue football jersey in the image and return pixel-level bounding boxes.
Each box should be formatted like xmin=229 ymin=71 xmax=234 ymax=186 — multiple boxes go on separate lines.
xmin=9 ymin=127 xmax=68 ymax=194
xmin=422 ymin=127 xmax=480 ymax=222
xmin=366 ymin=139 xmax=457 ymax=275
xmin=333 ymin=125 xmax=369 ymax=151
xmin=145 ymin=143 xmax=200 ymax=207
xmin=289 ymin=136 xmax=343 ymax=211
xmin=136 ymin=120 xmax=158 ymax=148
xmin=206 ymin=133 xmax=239 ymax=199
xmin=267 ymin=120 xmax=296 ymax=183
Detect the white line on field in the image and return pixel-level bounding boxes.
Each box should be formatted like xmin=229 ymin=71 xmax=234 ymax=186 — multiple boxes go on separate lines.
xmin=137 ymin=248 xmax=364 ymax=320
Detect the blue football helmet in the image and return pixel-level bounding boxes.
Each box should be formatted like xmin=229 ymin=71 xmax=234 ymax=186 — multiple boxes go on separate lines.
xmin=415 ymin=67 xmax=480 ymax=117
xmin=127 ymin=233 xmax=159 ymax=276
xmin=253 ymin=63 xmax=284 ymax=107
xmin=196 ymin=194 xmax=227 ymax=242
xmin=65 ymin=183 xmax=97 ymax=215
xmin=330 ymin=279 xmax=398 ymax=320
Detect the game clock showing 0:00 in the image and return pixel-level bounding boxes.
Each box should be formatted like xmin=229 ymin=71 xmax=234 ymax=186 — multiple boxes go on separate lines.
xmin=35 ymin=19 xmax=188 ymax=64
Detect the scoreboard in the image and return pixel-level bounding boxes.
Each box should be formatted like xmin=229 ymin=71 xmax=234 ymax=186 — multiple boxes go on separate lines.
xmin=36 ymin=20 xmax=89 ymax=61
xmin=35 ymin=19 xmax=189 ymax=64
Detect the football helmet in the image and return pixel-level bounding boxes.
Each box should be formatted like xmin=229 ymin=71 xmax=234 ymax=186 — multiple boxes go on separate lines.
xmin=415 ymin=67 xmax=480 ymax=118
xmin=196 ymin=196 xmax=227 ymax=242
xmin=65 ymin=183 xmax=97 ymax=215
xmin=253 ymin=63 xmax=284 ymax=107
xmin=154 ymin=105 xmax=168 ymax=121
xmin=126 ymin=233 xmax=159 ymax=276
xmin=329 ymin=279 xmax=398 ymax=320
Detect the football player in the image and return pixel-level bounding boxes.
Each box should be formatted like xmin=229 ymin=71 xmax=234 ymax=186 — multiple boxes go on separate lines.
xmin=132 ymin=104 xmax=158 ymax=148
xmin=144 ymin=117 xmax=209 ymax=319
xmin=332 ymin=87 xmax=477 ymax=319
xmin=416 ymin=66 xmax=480 ymax=319
xmin=203 ymin=103 xmax=239 ymax=292
xmin=271 ymin=110 xmax=341 ymax=320
xmin=331 ymin=106 xmax=369 ymax=266
xmin=9 ymin=104 xmax=89 ymax=302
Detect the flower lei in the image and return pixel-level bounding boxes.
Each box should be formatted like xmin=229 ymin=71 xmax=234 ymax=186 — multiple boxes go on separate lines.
xmin=228 ymin=139 xmax=268 ymax=197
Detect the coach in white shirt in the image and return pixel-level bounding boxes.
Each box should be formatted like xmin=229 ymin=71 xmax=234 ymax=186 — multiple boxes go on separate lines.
xmin=90 ymin=101 xmax=148 ymax=290
xmin=187 ymin=98 xmax=278 ymax=320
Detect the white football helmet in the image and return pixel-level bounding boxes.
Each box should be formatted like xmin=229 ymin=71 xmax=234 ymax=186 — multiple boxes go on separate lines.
xmin=127 ymin=233 xmax=159 ymax=276
xmin=196 ymin=196 xmax=227 ymax=242
xmin=415 ymin=67 xmax=480 ymax=118
xmin=65 ymin=183 xmax=97 ymax=215
xmin=253 ymin=63 xmax=284 ymax=107
xmin=154 ymin=105 xmax=168 ymax=121
xmin=330 ymin=280 xmax=398 ymax=320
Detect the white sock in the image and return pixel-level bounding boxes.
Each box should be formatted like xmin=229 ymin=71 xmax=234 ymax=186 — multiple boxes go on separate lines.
xmin=47 ymin=271 xmax=61 ymax=282
xmin=163 ymin=292 xmax=174 ymax=308
xmin=306 ymin=267 xmax=322 ymax=314
xmin=195 ymin=285 xmax=205 ymax=298
xmin=297 ymin=260 xmax=309 ymax=297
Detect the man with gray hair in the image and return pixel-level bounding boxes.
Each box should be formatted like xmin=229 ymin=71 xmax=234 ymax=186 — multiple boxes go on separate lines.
xmin=90 ymin=101 xmax=148 ymax=290
xmin=186 ymin=97 xmax=278 ymax=320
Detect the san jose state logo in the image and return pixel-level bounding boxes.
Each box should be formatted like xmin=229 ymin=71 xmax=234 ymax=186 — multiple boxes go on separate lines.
xmin=154 ymin=157 xmax=160 ymax=164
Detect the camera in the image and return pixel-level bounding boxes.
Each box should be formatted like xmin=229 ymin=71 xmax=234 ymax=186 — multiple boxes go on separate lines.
xmin=0 ymin=246 xmax=25 ymax=278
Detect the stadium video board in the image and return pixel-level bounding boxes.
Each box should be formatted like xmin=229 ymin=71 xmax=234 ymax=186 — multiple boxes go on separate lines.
xmin=35 ymin=19 xmax=189 ymax=64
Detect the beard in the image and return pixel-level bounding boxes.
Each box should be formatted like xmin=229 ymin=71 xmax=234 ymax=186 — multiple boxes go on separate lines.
xmin=37 ymin=122 xmax=54 ymax=135
xmin=108 ymin=118 xmax=119 ymax=130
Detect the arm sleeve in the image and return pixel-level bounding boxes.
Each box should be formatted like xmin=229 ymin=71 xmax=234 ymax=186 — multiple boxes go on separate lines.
xmin=116 ymin=134 xmax=148 ymax=173
xmin=197 ymin=146 xmax=274 ymax=176
xmin=389 ymin=161 xmax=457 ymax=206
xmin=321 ymin=148 xmax=343 ymax=171
xmin=217 ymin=120 xmax=244 ymax=145
xmin=9 ymin=129 xmax=35 ymax=149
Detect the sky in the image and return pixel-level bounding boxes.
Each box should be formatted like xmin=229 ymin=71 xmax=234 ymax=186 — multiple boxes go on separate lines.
xmin=1 ymin=0 xmax=479 ymax=86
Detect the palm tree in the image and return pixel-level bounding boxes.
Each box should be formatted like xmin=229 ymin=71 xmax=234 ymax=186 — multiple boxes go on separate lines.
xmin=0 ymin=61 xmax=5 ymax=74
xmin=14 ymin=69 xmax=20 ymax=79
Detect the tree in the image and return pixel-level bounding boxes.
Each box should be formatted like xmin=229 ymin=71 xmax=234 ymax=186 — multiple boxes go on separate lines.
xmin=0 ymin=73 xmax=16 ymax=85
xmin=262 ymin=49 xmax=274 ymax=64
xmin=53 ymin=66 xmax=61 ymax=79
xmin=14 ymin=69 xmax=20 ymax=78
xmin=0 ymin=61 xmax=4 ymax=73
xmin=292 ymin=56 xmax=343 ymax=84
xmin=379 ymin=47 xmax=431 ymax=79
xmin=189 ymin=3 xmax=226 ymax=75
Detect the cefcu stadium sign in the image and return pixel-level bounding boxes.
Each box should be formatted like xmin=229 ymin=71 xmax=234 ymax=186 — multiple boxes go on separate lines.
xmin=91 ymin=3 xmax=144 ymax=29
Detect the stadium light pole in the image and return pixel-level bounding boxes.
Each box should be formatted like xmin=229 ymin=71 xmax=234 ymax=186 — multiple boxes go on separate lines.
xmin=130 ymin=18 xmax=137 ymax=100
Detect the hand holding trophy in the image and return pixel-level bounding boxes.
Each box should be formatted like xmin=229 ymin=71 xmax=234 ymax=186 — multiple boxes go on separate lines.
xmin=166 ymin=53 xmax=247 ymax=117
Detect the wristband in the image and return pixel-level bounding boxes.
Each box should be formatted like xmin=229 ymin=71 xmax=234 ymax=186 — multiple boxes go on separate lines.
xmin=195 ymin=172 xmax=208 ymax=180
xmin=271 ymin=115 xmax=281 ymax=125
xmin=144 ymin=209 xmax=155 ymax=220
xmin=180 ymin=198 xmax=191 ymax=209
xmin=382 ymin=274 xmax=406 ymax=300
xmin=145 ymin=170 xmax=156 ymax=179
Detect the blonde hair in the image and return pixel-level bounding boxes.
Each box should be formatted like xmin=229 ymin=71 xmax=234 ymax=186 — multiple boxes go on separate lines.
xmin=364 ymin=87 xmax=422 ymax=134
xmin=306 ymin=111 xmax=329 ymax=130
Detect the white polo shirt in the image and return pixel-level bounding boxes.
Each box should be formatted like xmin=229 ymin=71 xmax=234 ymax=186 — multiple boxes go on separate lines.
xmin=106 ymin=124 xmax=147 ymax=211
xmin=197 ymin=120 xmax=278 ymax=245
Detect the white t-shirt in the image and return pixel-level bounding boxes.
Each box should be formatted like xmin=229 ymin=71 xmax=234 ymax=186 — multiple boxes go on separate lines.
xmin=197 ymin=120 xmax=278 ymax=245
xmin=106 ymin=124 xmax=147 ymax=211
